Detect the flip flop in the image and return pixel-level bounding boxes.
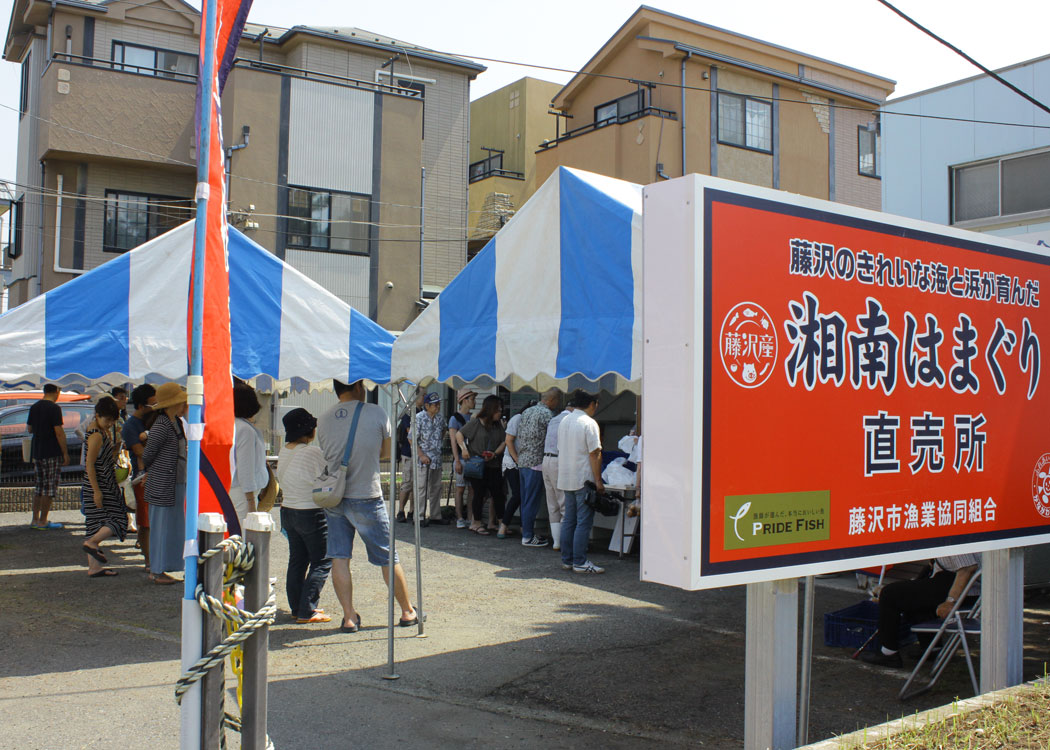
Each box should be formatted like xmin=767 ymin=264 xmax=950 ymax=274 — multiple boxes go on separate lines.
xmin=469 ymin=527 xmax=490 ymax=536
xmin=89 ymin=568 xmax=118 ymax=578
xmin=398 ymin=610 xmax=426 ymax=627
xmin=83 ymin=545 xmax=107 ymax=564
xmin=147 ymin=573 xmax=178 ymax=585
xmin=296 ymin=612 xmax=333 ymax=624
xmin=339 ymin=613 xmax=362 ymax=633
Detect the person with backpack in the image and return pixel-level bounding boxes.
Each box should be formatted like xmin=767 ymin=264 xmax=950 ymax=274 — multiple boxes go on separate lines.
xmin=448 ymin=388 xmax=477 ymax=529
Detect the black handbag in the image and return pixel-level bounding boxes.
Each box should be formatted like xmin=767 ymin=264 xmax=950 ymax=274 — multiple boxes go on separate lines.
xmin=584 ymin=481 xmax=621 ymax=516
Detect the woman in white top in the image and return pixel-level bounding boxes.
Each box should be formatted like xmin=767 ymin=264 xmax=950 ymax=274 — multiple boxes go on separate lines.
xmin=229 ymin=384 xmax=269 ymax=529
xmin=276 ymin=408 xmax=332 ymax=624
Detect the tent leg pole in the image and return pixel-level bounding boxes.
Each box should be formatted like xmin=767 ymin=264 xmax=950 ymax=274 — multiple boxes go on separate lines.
xmin=409 ymin=385 xmax=426 ymax=636
xmin=745 ymin=579 xmax=798 ymax=750
xmin=383 ymin=384 xmax=399 ymax=680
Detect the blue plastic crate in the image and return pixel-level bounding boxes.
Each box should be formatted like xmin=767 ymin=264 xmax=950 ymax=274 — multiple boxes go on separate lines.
xmin=823 ymin=599 xmax=914 ymax=651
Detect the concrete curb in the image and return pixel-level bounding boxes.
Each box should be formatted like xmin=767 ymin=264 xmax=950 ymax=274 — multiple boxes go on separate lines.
xmin=800 ymin=677 xmax=1049 ymax=748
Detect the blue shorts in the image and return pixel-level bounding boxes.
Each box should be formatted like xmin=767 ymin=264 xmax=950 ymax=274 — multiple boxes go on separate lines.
xmin=324 ymin=497 xmax=399 ymax=566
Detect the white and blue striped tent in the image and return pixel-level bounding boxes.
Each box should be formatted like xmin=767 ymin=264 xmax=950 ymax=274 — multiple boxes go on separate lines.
xmin=391 ymin=167 xmax=643 ymax=392
xmin=0 ymin=222 xmax=393 ymax=389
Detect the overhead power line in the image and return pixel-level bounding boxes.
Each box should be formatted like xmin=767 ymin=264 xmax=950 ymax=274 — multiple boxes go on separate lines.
xmin=874 ymin=0 xmax=1050 ymax=117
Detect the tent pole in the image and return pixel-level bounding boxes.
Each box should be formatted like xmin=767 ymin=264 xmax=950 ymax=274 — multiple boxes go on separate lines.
xmin=181 ymin=0 xmax=218 ymax=745
xmin=383 ymin=384 xmax=400 ymax=680
xmin=408 ymin=385 xmax=425 ymax=636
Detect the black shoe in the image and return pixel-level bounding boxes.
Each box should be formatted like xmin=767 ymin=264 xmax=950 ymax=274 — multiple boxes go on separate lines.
xmin=421 ymin=518 xmax=430 ymax=528
xmin=861 ymin=650 xmax=903 ymax=668
xmin=396 ymin=511 xmax=406 ymax=523
xmin=429 ymin=517 xmax=451 ymax=525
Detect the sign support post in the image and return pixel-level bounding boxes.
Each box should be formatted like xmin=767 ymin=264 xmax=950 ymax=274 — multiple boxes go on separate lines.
xmin=980 ymin=548 xmax=1024 ymax=691
xmin=744 ymin=579 xmax=797 ymax=750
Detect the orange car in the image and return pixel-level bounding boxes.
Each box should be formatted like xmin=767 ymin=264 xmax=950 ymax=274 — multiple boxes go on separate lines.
xmin=0 ymin=391 xmax=92 ymax=407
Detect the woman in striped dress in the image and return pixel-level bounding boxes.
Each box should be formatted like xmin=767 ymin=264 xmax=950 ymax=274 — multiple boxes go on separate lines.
xmin=81 ymin=396 xmax=127 ymax=577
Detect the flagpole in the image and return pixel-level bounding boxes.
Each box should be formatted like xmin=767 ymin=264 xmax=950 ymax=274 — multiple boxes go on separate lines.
xmin=182 ymin=0 xmax=219 ymax=747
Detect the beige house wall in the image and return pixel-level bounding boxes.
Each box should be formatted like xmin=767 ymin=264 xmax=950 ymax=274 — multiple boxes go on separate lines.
xmin=833 ymin=106 xmax=882 ymax=210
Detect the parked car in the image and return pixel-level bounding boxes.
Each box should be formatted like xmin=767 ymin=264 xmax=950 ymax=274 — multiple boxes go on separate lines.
xmin=0 ymin=390 xmax=91 ymax=407
xmin=0 ymin=402 xmax=96 ymax=485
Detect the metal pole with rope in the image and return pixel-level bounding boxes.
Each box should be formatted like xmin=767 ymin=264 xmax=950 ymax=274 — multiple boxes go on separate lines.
xmin=181 ymin=0 xmax=218 ymax=743
xmin=383 ymin=384 xmax=400 ymax=680
xmin=407 ymin=384 xmax=426 ymax=636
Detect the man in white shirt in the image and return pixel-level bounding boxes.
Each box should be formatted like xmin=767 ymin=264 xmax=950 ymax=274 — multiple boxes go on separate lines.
xmin=542 ymin=405 xmax=572 ymax=550
xmin=317 ymin=380 xmax=421 ymax=633
xmin=556 ymin=391 xmax=605 ymax=574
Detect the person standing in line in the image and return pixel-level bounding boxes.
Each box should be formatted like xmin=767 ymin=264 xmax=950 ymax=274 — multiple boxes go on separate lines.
xmin=395 ymin=392 xmax=424 ymax=523
xmin=455 ymin=395 xmax=507 ymax=536
xmin=497 ymin=403 xmax=528 ymax=539
xmin=26 ymin=384 xmax=68 ymax=530
xmin=415 ymin=392 xmax=448 ymax=526
xmin=542 ymin=403 xmax=572 ymax=550
xmin=557 ymin=391 xmax=605 ymax=574
xmin=229 ymin=384 xmax=269 ymax=529
xmin=317 ymin=379 xmax=421 ymax=633
xmin=110 ymin=386 xmax=129 ymax=422
xmin=109 ymin=386 xmax=133 ymax=534
xmin=122 ymin=384 xmax=156 ymax=571
xmin=142 ymin=383 xmax=187 ymax=585
xmin=448 ymin=388 xmax=477 ymax=529
xmin=513 ymin=389 xmax=562 ymax=548
xmin=80 ymin=397 xmax=127 ymax=577
xmin=276 ymin=408 xmax=332 ymax=624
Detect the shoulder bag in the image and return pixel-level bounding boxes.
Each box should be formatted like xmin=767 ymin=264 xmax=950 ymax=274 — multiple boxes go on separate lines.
xmin=312 ymin=402 xmax=364 ymax=509
xmin=461 ymin=455 xmax=486 ymax=480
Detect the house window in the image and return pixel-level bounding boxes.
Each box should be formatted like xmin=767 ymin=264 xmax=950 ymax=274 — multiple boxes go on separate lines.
xmin=594 ymin=89 xmax=646 ymax=126
xmin=287 ymin=187 xmax=370 ymax=254
xmin=951 ymin=149 xmax=1050 ymax=224
xmin=858 ymin=124 xmax=880 ymax=177
xmin=104 ymin=191 xmax=192 ymax=252
xmin=468 ymin=152 xmax=503 ymax=183
xmin=717 ymin=92 xmax=772 ymax=153
xmin=6 ymin=199 xmax=22 ymax=259
xmin=112 ymin=42 xmax=197 ymax=80
xmin=19 ymin=52 xmax=30 ymax=118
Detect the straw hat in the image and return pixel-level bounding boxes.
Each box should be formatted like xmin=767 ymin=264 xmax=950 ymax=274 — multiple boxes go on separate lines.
xmin=153 ymin=382 xmax=187 ymax=410
xmin=456 ymin=387 xmax=477 ymax=403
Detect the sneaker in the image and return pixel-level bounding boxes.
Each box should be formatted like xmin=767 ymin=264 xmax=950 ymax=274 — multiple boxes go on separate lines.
xmin=521 ymin=535 xmax=549 ymax=547
xmin=456 ymin=518 xmax=468 ymax=529
xmin=573 ymin=560 xmax=605 ymax=574
xmin=561 ymin=562 xmax=572 ymax=570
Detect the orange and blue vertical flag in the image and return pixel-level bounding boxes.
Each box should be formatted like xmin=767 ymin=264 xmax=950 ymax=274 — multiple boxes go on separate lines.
xmin=190 ymin=0 xmax=253 ymax=535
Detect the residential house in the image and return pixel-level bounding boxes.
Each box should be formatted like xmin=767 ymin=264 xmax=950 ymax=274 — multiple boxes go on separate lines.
xmin=534 ymin=6 xmax=896 ymax=209
xmin=467 ymin=76 xmax=560 ymax=257
xmin=3 ymin=0 xmax=484 ymax=332
xmin=881 ymin=54 xmax=1050 ymax=245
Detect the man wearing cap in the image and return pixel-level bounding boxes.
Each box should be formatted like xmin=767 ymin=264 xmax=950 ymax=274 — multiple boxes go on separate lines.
xmin=448 ymin=388 xmax=477 ymax=529
xmin=512 ymin=388 xmax=562 ymax=548
xmin=317 ymin=379 xmax=421 ymax=632
xmin=415 ymin=392 xmax=447 ymax=526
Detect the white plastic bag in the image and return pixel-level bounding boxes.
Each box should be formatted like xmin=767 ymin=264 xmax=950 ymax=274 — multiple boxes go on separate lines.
xmin=617 ymin=435 xmax=637 ymax=454
xmin=602 ymin=457 xmax=637 ymax=487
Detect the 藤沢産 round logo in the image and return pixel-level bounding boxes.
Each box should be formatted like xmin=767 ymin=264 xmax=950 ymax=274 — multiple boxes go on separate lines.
xmin=1032 ymin=453 xmax=1050 ymax=519
xmin=720 ymin=301 xmax=778 ymax=388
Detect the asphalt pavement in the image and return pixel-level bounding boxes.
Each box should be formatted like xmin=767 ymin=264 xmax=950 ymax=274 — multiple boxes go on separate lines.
xmin=2 ymin=508 xmax=1049 ymax=749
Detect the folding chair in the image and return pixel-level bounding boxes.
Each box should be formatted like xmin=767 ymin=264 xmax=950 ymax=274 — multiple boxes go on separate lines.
xmin=899 ymin=569 xmax=982 ymax=700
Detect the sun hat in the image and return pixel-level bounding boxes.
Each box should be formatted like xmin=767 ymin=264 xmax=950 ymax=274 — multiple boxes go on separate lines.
xmin=456 ymin=387 xmax=477 ymax=403
xmin=152 ymin=382 xmax=187 ymax=410
xmin=282 ymin=408 xmax=317 ymax=442
xmin=423 ymin=392 xmax=441 ymax=405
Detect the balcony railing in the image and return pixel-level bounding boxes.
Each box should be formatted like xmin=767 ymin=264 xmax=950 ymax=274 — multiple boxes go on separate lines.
xmin=468 ymin=167 xmax=524 ymax=184
xmin=538 ymin=106 xmax=677 ymax=150
xmin=50 ymin=52 xmax=198 ymax=83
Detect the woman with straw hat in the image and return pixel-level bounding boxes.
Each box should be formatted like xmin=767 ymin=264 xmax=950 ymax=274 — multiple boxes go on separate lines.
xmin=141 ymin=382 xmax=187 ymax=585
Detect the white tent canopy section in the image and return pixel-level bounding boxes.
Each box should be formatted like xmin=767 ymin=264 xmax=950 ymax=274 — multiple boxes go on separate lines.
xmin=0 ymin=222 xmax=394 ymax=390
xmin=390 ymin=167 xmax=643 ymax=393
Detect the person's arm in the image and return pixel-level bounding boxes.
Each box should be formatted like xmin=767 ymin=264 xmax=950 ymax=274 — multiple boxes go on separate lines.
xmin=233 ymin=424 xmax=260 ymax=510
xmin=141 ymin=416 xmax=168 ymax=470
xmin=54 ymin=425 xmax=69 ymax=465
xmin=935 ymin=564 xmax=978 ymax=618
xmin=456 ymin=430 xmax=470 ymax=458
xmin=85 ymin=432 xmax=103 ymax=508
xmin=380 ymin=436 xmax=391 ymax=462
xmin=588 ymin=448 xmax=604 ymax=493
xmin=505 ymin=433 xmax=518 ymax=463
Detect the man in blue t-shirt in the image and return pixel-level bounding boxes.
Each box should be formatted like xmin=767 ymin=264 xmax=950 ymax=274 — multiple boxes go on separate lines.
xmin=26 ymin=384 xmax=69 ymax=530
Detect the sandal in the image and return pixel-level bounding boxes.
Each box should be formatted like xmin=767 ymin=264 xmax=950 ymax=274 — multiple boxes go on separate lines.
xmin=83 ymin=544 xmax=107 ymax=565
xmin=148 ymin=573 xmax=178 ymax=585
xmin=296 ymin=611 xmax=332 ymax=624
xmin=89 ymin=568 xmax=118 ymax=578
xmin=469 ymin=526 xmax=490 ymax=536
xmin=339 ymin=613 xmax=362 ymax=633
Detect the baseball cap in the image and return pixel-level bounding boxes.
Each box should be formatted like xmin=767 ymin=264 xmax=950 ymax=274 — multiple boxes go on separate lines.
xmin=423 ymin=392 xmax=441 ymax=405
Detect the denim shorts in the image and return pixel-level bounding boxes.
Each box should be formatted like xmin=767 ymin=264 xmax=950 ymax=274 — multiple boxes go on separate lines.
xmin=324 ymin=497 xmax=399 ymax=566
xmin=454 ymin=467 xmax=467 ymax=488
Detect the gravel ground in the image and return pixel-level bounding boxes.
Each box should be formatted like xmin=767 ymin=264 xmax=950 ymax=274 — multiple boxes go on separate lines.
xmin=2 ymin=508 xmax=1049 ymax=749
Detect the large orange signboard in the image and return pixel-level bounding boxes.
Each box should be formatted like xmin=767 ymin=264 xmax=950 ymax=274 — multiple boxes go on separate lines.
xmin=641 ymin=176 xmax=1050 ymax=590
